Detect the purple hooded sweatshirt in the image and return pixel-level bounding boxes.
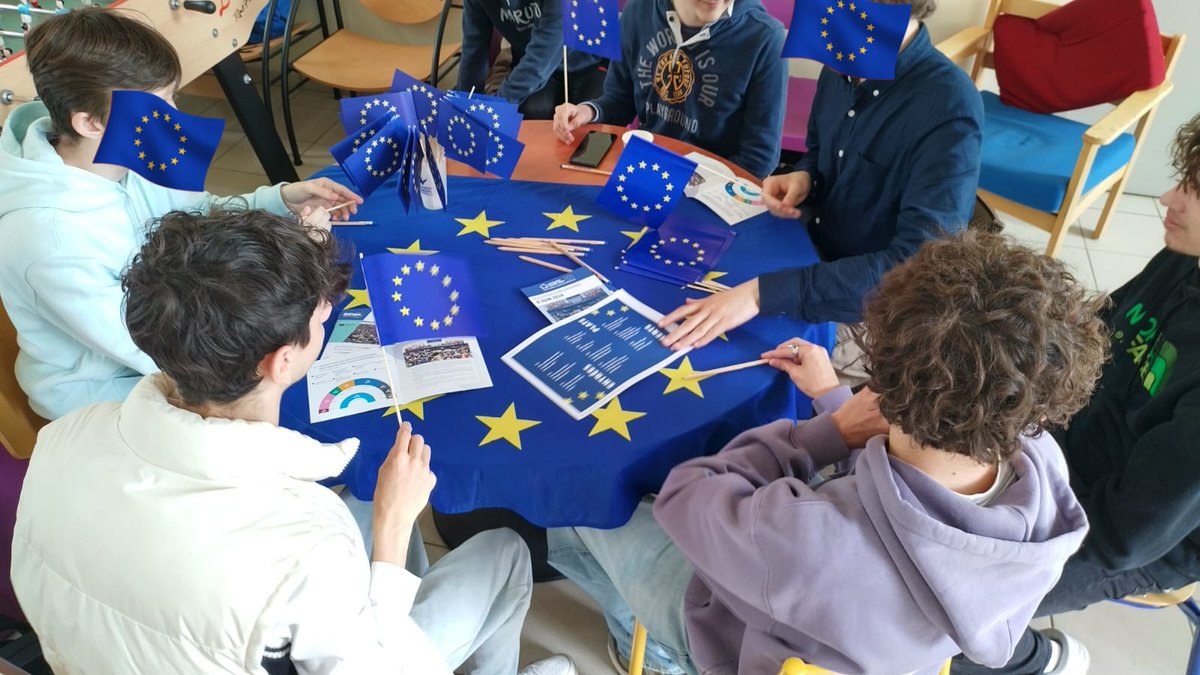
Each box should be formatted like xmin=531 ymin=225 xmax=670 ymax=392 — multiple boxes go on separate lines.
xmin=653 ymin=387 xmax=1089 ymax=675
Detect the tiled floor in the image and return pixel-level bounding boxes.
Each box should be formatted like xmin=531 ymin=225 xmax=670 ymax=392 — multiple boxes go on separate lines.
xmin=184 ymin=88 xmax=1197 ymax=674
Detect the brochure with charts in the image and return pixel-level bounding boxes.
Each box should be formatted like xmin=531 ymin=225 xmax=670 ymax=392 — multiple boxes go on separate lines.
xmin=503 ymin=290 xmax=690 ymax=420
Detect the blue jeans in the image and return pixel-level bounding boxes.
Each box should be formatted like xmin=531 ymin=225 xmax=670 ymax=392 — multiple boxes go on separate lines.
xmin=547 ymin=499 xmax=698 ymax=675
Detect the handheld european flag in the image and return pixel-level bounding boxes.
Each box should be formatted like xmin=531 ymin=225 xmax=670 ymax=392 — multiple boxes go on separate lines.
xmin=330 ymin=111 xmax=397 ymax=165
xmin=362 ymin=252 xmax=484 ymax=343
xmin=338 ymin=92 xmax=415 ymax=135
xmin=782 ymin=0 xmax=910 ymax=80
xmin=562 ymin=0 xmax=621 ymax=61
xmin=618 ymin=217 xmax=736 ymax=285
xmin=596 ymin=137 xmax=696 ymax=226
xmin=391 ymin=69 xmax=444 ymax=130
xmin=94 ymin=90 xmax=224 ymax=192
xmin=339 ymin=116 xmax=411 ymax=197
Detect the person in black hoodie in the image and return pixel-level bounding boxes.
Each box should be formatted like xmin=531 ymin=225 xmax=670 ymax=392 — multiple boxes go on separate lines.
xmin=952 ymin=113 xmax=1200 ymax=675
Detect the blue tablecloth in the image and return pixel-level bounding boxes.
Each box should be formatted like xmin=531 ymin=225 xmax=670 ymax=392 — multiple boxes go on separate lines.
xmin=280 ymin=169 xmax=834 ymax=529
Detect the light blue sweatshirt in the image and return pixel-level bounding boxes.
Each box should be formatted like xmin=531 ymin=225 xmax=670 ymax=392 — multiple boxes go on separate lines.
xmin=0 ymin=102 xmax=288 ymax=420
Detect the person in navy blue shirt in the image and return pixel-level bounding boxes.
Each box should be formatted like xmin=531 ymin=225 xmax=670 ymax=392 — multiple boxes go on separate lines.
xmin=550 ymin=0 xmax=788 ymax=180
xmin=659 ymin=0 xmax=983 ymax=360
xmin=457 ymin=0 xmax=607 ymax=119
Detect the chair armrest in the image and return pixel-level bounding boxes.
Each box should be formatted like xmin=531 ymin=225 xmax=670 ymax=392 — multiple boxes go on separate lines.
xmin=1083 ymin=79 xmax=1175 ymax=145
xmin=936 ymin=26 xmax=990 ymax=64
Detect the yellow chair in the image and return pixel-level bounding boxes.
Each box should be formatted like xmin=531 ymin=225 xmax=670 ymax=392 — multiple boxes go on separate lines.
xmin=628 ymin=620 xmax=952 ymax=675
xmin=1114 ymin=583 xmax=1200 ymax=673
xmin=0 ymin=297 xmax=47 ymax=459
xmin=936 ymin=0 xmax=1185 ymax=258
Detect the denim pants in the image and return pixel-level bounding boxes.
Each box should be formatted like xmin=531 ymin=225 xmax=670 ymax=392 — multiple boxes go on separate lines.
xmin=547 ymin=498 xmax=698 ymax=675
xmin=342 ymin=492 xmax=533 ymax=675
xmin=951 ymin=556 xmax=1193 ymax=675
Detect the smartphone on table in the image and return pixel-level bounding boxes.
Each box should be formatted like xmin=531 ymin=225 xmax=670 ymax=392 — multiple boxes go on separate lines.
xmin=569 ymin=131 xmax=616 ymax=168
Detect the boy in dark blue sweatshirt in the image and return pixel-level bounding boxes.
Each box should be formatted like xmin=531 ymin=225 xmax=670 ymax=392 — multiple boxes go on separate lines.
xmin=457 ymin=0 xmax=606 ymax=119
xmin=551 ymin=0 xmax=787 ymax=179
xmin=657 ymin=0 xmax=983 ymax=354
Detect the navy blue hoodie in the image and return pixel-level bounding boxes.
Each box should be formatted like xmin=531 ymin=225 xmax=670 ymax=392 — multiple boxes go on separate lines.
xmin=457 ymin=0 xmax=603 ymax=104
xmin=584 ymin=0 xmax=787 ymax=179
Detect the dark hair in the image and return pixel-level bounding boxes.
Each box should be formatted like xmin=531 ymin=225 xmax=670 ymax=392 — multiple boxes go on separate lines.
xmin=860 ymin=231 xmax=1108 ymax=463
xmin=122 ymin=208 xmax=351 ymax=406
xmin=1171 ymin=112 xmax=1200 ymax=193
xmin=25 ymin=8 xmax=182 ymax=143
xmin=876 ymin=0 xmax=936 ymax=21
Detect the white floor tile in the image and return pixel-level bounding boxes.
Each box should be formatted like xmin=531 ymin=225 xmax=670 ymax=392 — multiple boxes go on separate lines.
xmin=1054 ymin=245 xmax=1097 ymax=291
xmin=1052 ymin=601 xmax=1194 ymax=674
xmin=520 ymin=579 xmax=612 ymax=674
xmin=1105 ymin=193 xmax=1164 ymax=218
xmin=1085 ymin=248 xmax=1154 ymax=295
xmin=999 ymin=217 xmax=1088 ymax=253
xmin=1079 ymin=209 xmax=1168 ymax=259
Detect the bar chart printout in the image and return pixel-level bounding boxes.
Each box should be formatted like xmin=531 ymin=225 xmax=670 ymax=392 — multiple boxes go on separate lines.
xmin=503 ymin=290 xmax=691 ymax=420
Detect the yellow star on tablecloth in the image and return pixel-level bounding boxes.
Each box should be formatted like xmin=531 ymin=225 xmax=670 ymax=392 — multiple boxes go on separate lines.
xmin=660 ymin=356 xmax=704 ymax=398
xmin=477 ymin=402 xmax=541 ymax=450
xmin=588 ymin=397 xmax=646 ymax=442
xmin=622 ymin=227 xmax=649 ymax=249
xmin=344 ymin=289 xmax=371 ymax=309
xmin=382 ymin=394 xmax=443 ymax=420
xmin=387 ymin=239 xmax=439 ymax=255
xmin=543 ymin=205 xmax=592 ymax=232
xmin=703 ymin=271 xmax=728 ymax=284
xmin=455 ymin=211 xmax=504 ymax=237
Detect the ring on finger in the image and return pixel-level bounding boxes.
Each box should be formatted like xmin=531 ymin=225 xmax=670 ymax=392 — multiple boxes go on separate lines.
xmin=788 ymin=343 xmax=801 ymax=361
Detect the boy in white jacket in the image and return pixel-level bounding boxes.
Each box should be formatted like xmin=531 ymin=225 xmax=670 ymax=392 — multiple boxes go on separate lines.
xmin=0 ymin=7 xmax=362 ymax=419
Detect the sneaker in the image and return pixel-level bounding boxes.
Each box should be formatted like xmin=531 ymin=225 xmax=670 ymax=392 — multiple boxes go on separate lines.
xmin=1040 ymin=628 xmax=1090 ymax=675
xmin=606 ymin=634 xmax=670 ymax=675
xmin=519 ymin=655 xmax=578 ymax=675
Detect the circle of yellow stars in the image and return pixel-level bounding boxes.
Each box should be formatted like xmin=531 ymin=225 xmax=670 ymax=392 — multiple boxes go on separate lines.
xmin=398 ymin=84 xmax=440 ymax=128
xmin=821 ymin=1 xmax=876 ymax=64
xmin=358 ymin=97 xmax=399 ymax=126
xmin=364 ymin=134 xmax=401 ymax=179
xmin=649 ymin=236 xmax=705 ymax=268
xmin=446 ymin=114 xmax=477 ymax=158
xmin=392 ymin=258 xmax=461 ymax=332
xmin=616 ymin=161 xmax=674 ymax=214
xmin=133 ymin=109 xmax=187 ymax=173
xmin=569 ymin=0 xmax=609 ymax=48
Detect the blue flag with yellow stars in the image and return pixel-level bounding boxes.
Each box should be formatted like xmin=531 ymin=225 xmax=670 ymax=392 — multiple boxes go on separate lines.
xmin=562 ymin=0 xmax=621 ymax=61
xmin=330 ymin=111 xmax=397 ymax=165
xmin=338 ymin=116 xmax=411 ymax=197
xmin=443 ymin=91 xmax=522 ymax=136
xmin=391 ymin=69 xmax=444 ymax=131
xmin=619 ymin=217 xmax=736 ymax=285
xmin=783 ymin=0 xmax=910 ymax=80
xmin=338 ymin=91 xmax=416 ymax=135
xmin=596 ymin=137 xmax=696 ymax=226
xmin=440 ymin=94 xmax=526 ymax=179
xmin=361 ymin=252 xmax=484 ymax=343
xmin=94 ymin=90 xmax=224 ymax=192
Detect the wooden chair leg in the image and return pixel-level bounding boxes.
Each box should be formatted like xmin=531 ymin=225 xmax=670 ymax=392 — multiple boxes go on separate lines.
xmin=1044 ymin=209 xmax=1074 ymax=259
xmin=1090 ymin=179 xmax=1130 ymax=241
xmin=629 ymin=620 xmax=647 ymax=675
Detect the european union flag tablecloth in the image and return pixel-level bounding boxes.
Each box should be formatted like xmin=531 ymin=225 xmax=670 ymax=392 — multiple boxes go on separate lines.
xmin=279 ymin=169 xmax=835 ymax=529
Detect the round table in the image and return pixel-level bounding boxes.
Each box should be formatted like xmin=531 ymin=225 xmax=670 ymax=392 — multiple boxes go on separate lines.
xmin=281 ymin=122 xmax=832 ymax=575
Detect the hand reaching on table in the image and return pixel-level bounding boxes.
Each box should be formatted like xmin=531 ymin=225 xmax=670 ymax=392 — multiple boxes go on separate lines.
xmin=761 ymin=171 xmax=812 ymax=220
xmin=553 ymin=103 xmax=596 ymax=145
xmin=659 ymin=278 xmax=760 ymax=350
xmin=372 ymin=422 xmax=437 ymax=568
xmin=762 ymin=338 xmax=839 ymax=399
xmin=281 ymin=178 xmax=362 ymax=222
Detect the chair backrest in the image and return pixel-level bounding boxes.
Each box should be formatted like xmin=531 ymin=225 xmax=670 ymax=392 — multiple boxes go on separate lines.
xmin=0 ymin=299 xmax=46 ymax=460
xmin=358 ymin=0 xmax=444 ymax=25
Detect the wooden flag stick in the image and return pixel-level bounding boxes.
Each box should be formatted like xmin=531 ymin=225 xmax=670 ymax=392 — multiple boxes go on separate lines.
xmin=519 ymin=255 xmax=572 ymax=274
xmin=553 ymin=242 xmax=609 ymax=284
xmin=357 ymin=252 xmax=404 ymax=427
xmin=560 ymin=164 xmax=612 ymax=177
xmin=328 ymin=200 xmax=356 ymax=213
xmin=491 ymin=236 xmax=607 ymax=246
xmin=498 ymin=246 xmax=584 ymax=257
xmin=685 ymin=283 xmax=719 ymax=294
xmin=333 ymin=220 xmax=374 ymax=226
xmin=683 ymin=358 xmax=770 ymax=381
xmin=563 ymin=45 xmax=570 ymax=105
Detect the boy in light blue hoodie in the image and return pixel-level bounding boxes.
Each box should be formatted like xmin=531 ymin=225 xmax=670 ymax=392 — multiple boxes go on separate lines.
xmin=0 ymin=8 xmax=362 ymax=420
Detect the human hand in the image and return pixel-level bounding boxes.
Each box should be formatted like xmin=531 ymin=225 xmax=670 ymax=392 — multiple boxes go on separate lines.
xmin=659 ymin=278 xmax=760 ymax=350
xmin=761 ymin=171 xmax=812 ymax=219
xmin=553 ymin=102 xmax=596 ymax=144
xmin=280 ymin=178 xmax=362 ymax=222
xmin=830 ymin=388 xmax=889 ymax=448
xmin=372 ymin=422 xmax=436 ymax=565
xmin=761 ymin=338 xmax=839 ymax=399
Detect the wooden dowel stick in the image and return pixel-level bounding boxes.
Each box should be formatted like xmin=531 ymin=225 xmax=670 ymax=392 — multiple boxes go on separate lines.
xmin=559 ymin=164 xmax=612 ymax=177
xmin=685 ymin=283 xmax=719 ymax=294
xmin=552 ymin=242 xmax=609 ymax=284
xmin=333 ymin=220 xmax=373 ymax=226
xmin=328 ymin=200 xmax=356 ymax=213
xmin=683 ymin=359 xmax=770 ymax=381
xmin=497 ymin=246 xmax=583 ymax=257
xmin=563 ymin=45 xmax=570 ymax=105
xmin=520 ymin=255 xmax=573 ymax=274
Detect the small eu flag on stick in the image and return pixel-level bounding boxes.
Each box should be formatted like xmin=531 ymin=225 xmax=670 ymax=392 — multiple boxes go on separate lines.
xmin=782 ymin=0 xmax=910 ymax=80
xmin=562 ymin=0 xmax=621 ymax=61
xmin=361 ymin=252 xmax=484 ymax=343
xmin=94 ymin=90 xmax=224 ymax=192
xmin=596 ymin=137 xmax=696 ymax=226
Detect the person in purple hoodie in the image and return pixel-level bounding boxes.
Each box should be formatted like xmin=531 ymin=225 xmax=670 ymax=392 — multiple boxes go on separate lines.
xmin=548 ymin=231 xmax=1107 ymax=675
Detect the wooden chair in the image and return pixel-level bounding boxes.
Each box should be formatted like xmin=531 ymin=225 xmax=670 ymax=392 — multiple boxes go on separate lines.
xmin=277 ymin=0 xmax=462 ymax=164
xmin=1113 ymin=583 xmax=1200 ymax=674
xmin=0 ymin=298 xmax=46 ymax=460
xmin=627 ymin=620 xmax=951 ymax=675
xmin=937 ymin=0 xmax=1185 ymax=258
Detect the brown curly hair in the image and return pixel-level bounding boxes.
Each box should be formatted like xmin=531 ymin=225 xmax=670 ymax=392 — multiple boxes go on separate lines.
xmin=860 ymin=232 xmax=1109 ymax=463
xmin=1171 ymin=111 xmax=1200 ymax=192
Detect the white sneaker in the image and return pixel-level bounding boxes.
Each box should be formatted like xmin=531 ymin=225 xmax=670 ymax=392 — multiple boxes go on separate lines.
xmin=518 ymin=655 xmax=578 ymax=675
xmin=1040 ymin=628 xmax=1090 ymax=675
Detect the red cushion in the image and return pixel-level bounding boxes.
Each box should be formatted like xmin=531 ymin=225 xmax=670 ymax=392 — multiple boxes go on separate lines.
xmin=993 ymin=0 xmax=1165 ymax=114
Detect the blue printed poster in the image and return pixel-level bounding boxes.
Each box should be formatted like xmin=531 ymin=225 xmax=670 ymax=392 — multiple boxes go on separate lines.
xmin=503 ymin=290 xmax=690 ymax=419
